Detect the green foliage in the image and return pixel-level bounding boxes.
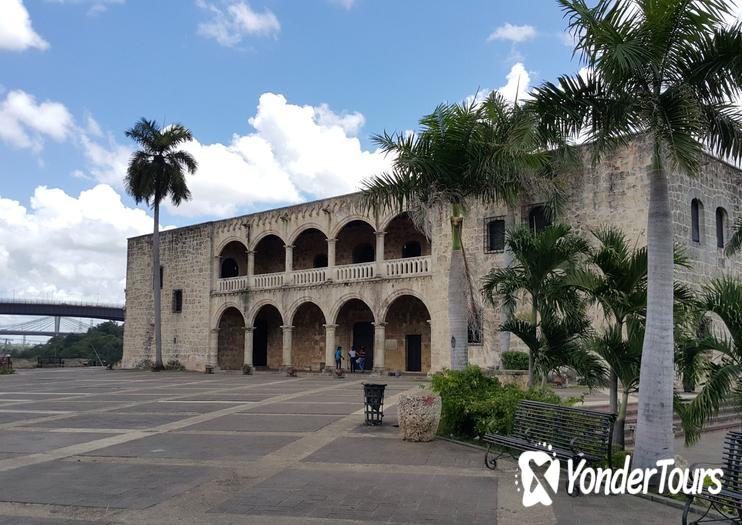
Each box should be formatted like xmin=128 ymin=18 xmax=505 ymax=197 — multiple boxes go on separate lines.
xmin=135 ymin=358 xmax=154 ymax=370
xmin=501 ymin=351 xmax=529 ymax=370
xmin=164 ymin=359 xmax=185 ymax=371
xmin=431 ymin=366 xmax=561 ymax=438
xmin=0 ymin=367 xmax=15 ymax=375
xmin=11 ymin=322 xmax=123 ymax=365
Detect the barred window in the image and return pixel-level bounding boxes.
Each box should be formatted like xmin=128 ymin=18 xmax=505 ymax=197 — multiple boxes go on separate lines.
xmin=485 ymin=218 xmax=505 ymax=252
xmin=467 ymin=310 xmax=483 ymax=344
xmin=172 ymin=289 xmax=183 ymax=313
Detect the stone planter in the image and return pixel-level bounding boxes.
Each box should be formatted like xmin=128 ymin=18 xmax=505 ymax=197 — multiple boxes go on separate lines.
xmin=398 ymin=391 xmax=441 ymax=442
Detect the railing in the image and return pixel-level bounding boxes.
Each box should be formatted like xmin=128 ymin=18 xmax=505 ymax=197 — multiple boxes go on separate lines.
xmin=217 ymin=275 xmax=249 ymax=293
xmin=385 ymin=256 xmax=431 ymax=277
xmin=292 ymin=268 xmax=326 ymax=285
xmin=335 ymin=262 xmax=375 ymax=282
xmin=252 ymin=272 xmax=284 ymax=289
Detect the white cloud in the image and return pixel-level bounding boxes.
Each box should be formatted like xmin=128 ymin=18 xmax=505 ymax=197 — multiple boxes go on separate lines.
xmin=0 ymin=0 xmax=48 ymax=52
xmin=47 ymin=0 xmax=125 ymax=16
xmin=0 ymin=184 xmax=155 ymax=303
xmin=166 ymin=93 xmax=391 ymax=217
xmin=498 ymin=62 xmax=531 ymax=103
xmin=487 ymin=23 xmax=536 ymax=43
xmin=79 ymin=132 xmax=132 ymax=187
xmin=0 ymin=90 xmax=74 ymax=151
xmin=329 ymin=0 xmax=356 ymax=9
xmin=197 ymin=0 xmax=280 ymax=46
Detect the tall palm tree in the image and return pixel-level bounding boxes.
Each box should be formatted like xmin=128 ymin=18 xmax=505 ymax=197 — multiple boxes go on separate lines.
xmin=678 ymin=278 xmax=742 ymax=445
xmin=482 ymin=223 xmax=590 ymax=386
xmin=125 ymin=118 xmax=197 ymax=371
xmin=363 ymin=93 xmax=564 ymax=369
xmin=533 ymin=0 xmax=742 ymax=468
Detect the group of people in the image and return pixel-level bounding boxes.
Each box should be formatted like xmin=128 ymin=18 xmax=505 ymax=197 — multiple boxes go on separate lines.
xmin=334 ymin=345 xmax=368 ymax=373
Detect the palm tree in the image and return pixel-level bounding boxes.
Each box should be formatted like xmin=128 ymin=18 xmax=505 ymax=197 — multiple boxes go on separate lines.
xmin=363 ymin=93 xmax=565 ymax=369
xmin=124 ymin=118 xmax=197 ymax=371
xmin=724 ymin=218 xmax=742 ymax=256
xmin=482 ymin=223 xmax=591 ymax=386
xmin=679 ymin=278 xmax=742 ymax=445
xmin=533 ymin=0 xmax=742 ymax=468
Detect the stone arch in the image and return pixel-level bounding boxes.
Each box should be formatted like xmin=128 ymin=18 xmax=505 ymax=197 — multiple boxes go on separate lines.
xmin=334 ymin=219 xmax=376 ymax=266
xmin=247 ymin=299 xmax=284 ymax=327
xmin=251 ymin=302 xmax=284 ymax=368
xmin=217 ymin=240 xmax=248 ymax=278
xmin=287 ymin=296 xmax=327 ymax=325
xmin=291 ymin=301 xmax=327 ymax=370
xmin=383 ymin=293 xmax=432 ymax=373
xmin=212 ymin=301 xmax=245 ymax=331
xmin=217 ymin=306 xmax=245 ymax=370
xmin=334 ymin=296 xmax=377 ymax=371
xmin=252 ymin=234 xmax=286 ymax=274
xmin=249 ymin=229 xmax=286 ymax=251
xmin=383 ymin=212 xmax=431 ymax=260
xmin=691 ymin=198 xmax=705 ymax=243
xmin=380 ymin=289 xmax=429 ymax=322
xmin=330 ymin=294 xmax=376 ymax=324
xmin=292 ymin=227 xmax=329 ymax=270
xmin=216 ymin=236 xmax=247 ymax=255
xmin=288 ymin=223 xmax=328 ymax=244
xmin=330 ymin=215 xmax=376 ymax=239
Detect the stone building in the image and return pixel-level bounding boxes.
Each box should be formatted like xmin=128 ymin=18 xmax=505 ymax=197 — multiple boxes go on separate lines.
xmin=122 ymin=138 xmax=742 ymax=373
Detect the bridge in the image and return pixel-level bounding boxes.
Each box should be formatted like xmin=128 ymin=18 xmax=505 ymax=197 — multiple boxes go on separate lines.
xmin=0 ymin=299 xmax=125 ymax=340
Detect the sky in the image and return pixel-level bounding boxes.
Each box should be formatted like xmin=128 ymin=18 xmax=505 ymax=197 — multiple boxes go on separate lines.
xmin=1 ymin=0 xmax=740 ymax=311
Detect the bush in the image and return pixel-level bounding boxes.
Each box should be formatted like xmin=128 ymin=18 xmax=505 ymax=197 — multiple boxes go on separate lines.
xmin=164 ymin=359 xmax=185 ymax=371
xmin=135 ymin=359 xmax=154 ymax=370
xmin=0 ymin=367 xmax=15 ymax=375
xmin=432 ymin=365 xmax=561 ymax=438
xmin=501 ymin=351 xmax=529 ymax=370
xmin=242 ymin=364 xmax=253 ymax=375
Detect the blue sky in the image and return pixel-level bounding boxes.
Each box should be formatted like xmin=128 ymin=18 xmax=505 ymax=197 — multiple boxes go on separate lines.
xmin=0 ymin=0 xmax=585 ymax=304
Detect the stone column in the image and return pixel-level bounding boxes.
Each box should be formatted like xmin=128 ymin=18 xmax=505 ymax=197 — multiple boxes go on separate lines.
xmin=243 ymin=326 xmax=254 ymax=366
xmin=326 ymin=238 xmax=336 ymax=281
xmin=247 ymin=250 xmax=255 ymax=286
xmin=281 ymin=325 xmax=294 ymax=367
xmin=373 ymin=322 xmax=386 ymax=371
xmin=324 ymin=323 xmax=338 ymax=369
xmin=375 ymin=231 xmax=386 ymax=277
xmin=284 ymin=244 xmax=294 ymax=273
xmin=208 ymin=327 xmax=219 ymax=369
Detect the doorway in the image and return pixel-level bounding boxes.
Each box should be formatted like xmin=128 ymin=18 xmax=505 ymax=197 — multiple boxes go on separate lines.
xmin=353 ymin=321 xmax=374 ymax=370
xmin=253 ymin=320 xmax=268 ymax=367
xmin=406 ymin=334 xmax=422 ymax=372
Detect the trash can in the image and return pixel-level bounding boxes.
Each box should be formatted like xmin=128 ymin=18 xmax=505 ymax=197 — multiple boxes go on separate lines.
xmin=362 ymin=383 xmax=386 ymax=426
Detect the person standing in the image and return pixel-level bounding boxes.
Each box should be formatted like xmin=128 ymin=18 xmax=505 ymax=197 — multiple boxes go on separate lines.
xmin=357 ymin=346 xmax=367 ymax=372
xmin=348 ymin=346 xmax=357 ymax=373
xmin=335 ymin=346 xmax=343 ymax=370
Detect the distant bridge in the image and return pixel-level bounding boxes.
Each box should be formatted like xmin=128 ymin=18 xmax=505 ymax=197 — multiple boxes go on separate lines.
xmin=0 ymin=299 xmax=125 ymax=339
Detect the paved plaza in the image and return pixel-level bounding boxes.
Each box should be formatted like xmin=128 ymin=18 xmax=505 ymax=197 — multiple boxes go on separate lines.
xmin=0 ymin=368 xmax=686 ymax=524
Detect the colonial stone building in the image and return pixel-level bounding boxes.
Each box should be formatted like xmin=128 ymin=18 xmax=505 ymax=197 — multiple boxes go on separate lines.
xmin=122 ymin=138 xmax=742 ymax=373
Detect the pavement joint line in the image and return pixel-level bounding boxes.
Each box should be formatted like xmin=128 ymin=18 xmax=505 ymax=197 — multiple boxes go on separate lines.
xmin=0 ymin=376 xmax=367 ymax=473
xmin=294 ymin=460 xmax=494 ymax=478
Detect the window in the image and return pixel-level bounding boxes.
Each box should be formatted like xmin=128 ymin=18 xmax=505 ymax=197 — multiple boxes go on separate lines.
xmin=352 ymin=243 xmax=375 ymax=263
xmin=691 ymin=199 xmax=704 ymax=243
xmin=716 ymin=207 xmax=728 ymax=248
xmin=220 ymin=258 xmax=239 ymax=278
xmin=528 ymin=206 xmax=550 ymax=233
xmin=155 ymin=266 xmax=163 ymax=289
xmin=172 ymin=289 xmax=183 ymax=313
xmin=485 ymin=218 xmax=505 ymax=252
xmin=313 ymin=254 xmax=328 ymax=268
xmin=402 ymin=241 xmax=421 ymax=258
xmin=467 ymin=310 xmax=483 ymax=345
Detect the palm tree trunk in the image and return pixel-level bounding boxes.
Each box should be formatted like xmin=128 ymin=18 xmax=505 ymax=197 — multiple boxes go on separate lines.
xmin=499 ymin=207 xmax=515 ymax=355
xmin=528 ymin=299 xmax=537 ymax=388
xmin=615 ymin=388 xmax=630 ymax=450
xmin=634 ymin=166 xmax=675 ymax=469
xmin=449 ymin=203 xmax=468 ymax=370
xmin=152 ymin=202 xmax=163 ymax=371
xmin=609 ymin=319 xmax=621 ymax=442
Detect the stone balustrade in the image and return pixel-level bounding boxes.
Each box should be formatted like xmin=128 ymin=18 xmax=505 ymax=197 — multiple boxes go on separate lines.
xmin=215 ymin=255 xmax=431 ymax=293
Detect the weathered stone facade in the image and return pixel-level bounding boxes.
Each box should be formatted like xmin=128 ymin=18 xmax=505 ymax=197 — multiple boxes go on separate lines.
xmin=123 ymin=137 xmax=742 ymax=372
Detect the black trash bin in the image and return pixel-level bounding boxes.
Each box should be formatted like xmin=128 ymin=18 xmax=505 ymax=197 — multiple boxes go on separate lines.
xmin=362 ymin=383 xmax=386 ymax=425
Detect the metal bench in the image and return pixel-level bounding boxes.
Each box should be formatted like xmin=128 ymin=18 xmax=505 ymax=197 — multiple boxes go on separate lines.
xmin=483 ymin=400 xmax=616 ymax=470
xmin=683 ymin=431 xmax=742 ymax=525
xmin=0 ymin=356 xmax=11 ymax=369
xmin=36 ymin=357 xmax=64 ymax=368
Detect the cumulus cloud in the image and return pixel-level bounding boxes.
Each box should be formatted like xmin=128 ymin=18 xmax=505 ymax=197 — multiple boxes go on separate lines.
xmin=487 ymin=23 xmax=536 ymax=43
xmin=498 ymin=62 xmax=531 ymax=103
xmin=0 ymin=90 xmax=74 ymax=151
xmin=0 ymin=0 xmax=48 ymax=51
xmin=0 ymin=184 xmax=155 ymax=303
xmin=167 ymin=93 xmax=390 ymax=217
xmin=197 ymin=0 xmax=280 ymax=46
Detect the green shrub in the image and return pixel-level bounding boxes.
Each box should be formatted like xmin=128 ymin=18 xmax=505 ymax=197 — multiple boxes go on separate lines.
xmin=432 ymin=365 xmax=561 ymax=438
xmin=0 ymin=367 xmax=15 ymax=375
xmin=164 ymin=359 xmax=185 ymax=371
xmin=135 ymin=359 xmax=153 ymax=370
xmin=501 ymin=351 xmax=529 ymax=370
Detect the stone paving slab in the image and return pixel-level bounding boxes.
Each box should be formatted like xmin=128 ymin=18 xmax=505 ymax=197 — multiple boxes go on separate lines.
xmin=211 ymin=468 xmax=498 ymax=524
xmin=0 ymin=460 xmax=215 ymax=509
xmin=244 ymin=402 xmax=361 ymax=415
xmin=9 ymin=401 xmax=130 ymax=412
xmin=110 ymin=401 xmax=243 ymax=414
xmin=176 ymin=393 xmax=276 ymax=402
xmin=81 ymin=432 xmax=299 ymax=461
xmin=0 ymin=431 xmax=116 ymax=454
xmin=0 ymin=517 xmax=103 ymax=525
xmin=0 ymin=412 xmax=50 ymax=424
xmin=185 ymin=413 xmax=343 ymax=432
xmin=24 ymin=412 xmax=185 ymax=430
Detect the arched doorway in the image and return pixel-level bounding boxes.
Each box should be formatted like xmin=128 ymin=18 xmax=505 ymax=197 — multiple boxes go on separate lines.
xmin=384 ymin=213 xmax=431 ymax=259
xmin=253 ymin=235 xmax=286 ymax=274
xmin=336 ymin=220 xmax=375 ymax=265
xmin=335 ymin=298 xmax=375 ymax=371
xmin=217 ymin=307 xmax=245 ymax=370
xmin=291 ymin=302 xmax=326 ymax=370
xmin=384 ymin=295 xmax=431 ymax=373
xmin=293 ymin=228 xmax=328 ymax=270
xmin=218 ymin=241 xmax=248 ymax=278
xmin=252 ymin=304 xmax=283 ymax=368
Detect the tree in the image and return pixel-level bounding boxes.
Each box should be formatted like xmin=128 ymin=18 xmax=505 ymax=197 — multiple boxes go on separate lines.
xmin=482 ymin=223 xmax=591 ymax=386
xmin=125 ymin=118 xmax=197 ymax=371
xmin=678 ymin=278 xmax=742 ymax=445
xmin=533 ymin=0 xmax=742 ymax=468
xmin=363 ymin=93 xmax=565 ymax=369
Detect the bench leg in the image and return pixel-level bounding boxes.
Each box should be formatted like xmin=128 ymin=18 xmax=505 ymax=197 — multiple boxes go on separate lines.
xmin=484 ymin=446 xmax=502 ymax=470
